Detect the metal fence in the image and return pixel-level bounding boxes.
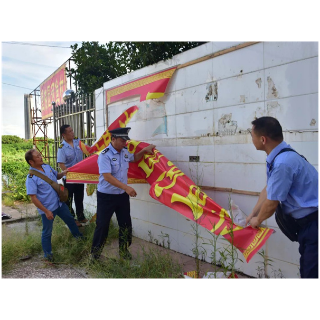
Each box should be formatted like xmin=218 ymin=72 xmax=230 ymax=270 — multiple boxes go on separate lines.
xmin=52 ymin=93 xmax=96 ymax=171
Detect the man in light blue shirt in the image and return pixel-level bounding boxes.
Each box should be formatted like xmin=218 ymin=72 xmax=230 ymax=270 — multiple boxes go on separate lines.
xmin=57 ymin=124 xmax=87 ymax=226
xmin=25 ymin=149 xmax=83 ymax=261
xmin=246 ymin=117 xmax=318 ymax=278
xmin=91 ymin=127 xmax=155 ymax=260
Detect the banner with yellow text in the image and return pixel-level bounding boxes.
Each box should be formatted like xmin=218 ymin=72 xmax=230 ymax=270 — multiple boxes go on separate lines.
xmin=106 ymin=67 xmax=176 ymax=105
xmin=79 ymin=105 xmax=139 ymax=156
xmin=40 ymin=65 xmax=67 ymax=120
xmin=67 ymin=139 xmax=274 ymax=262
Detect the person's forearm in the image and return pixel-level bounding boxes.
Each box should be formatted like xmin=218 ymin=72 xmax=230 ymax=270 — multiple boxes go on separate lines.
xmin=252 ymin=186 xmax=267 ymax=215
xmin=134 ymin=149 xmax=147 ymax=162
xmin=134 ymin=145 xmax=156 ymax=162
xmin=58 ymin=163 xmax=67 ymax=171
xmin=30 ymin=195 xmax=49 ymax=213
xmin=102 ymin=173 xmax=129 ymax=191
xmin=57 ymin=172 xmax=65 ymax=180
xmin=256 ymin=199 xmax=279 ymax=224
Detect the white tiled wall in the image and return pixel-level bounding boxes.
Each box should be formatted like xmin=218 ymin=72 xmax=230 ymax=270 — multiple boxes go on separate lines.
xmin=89 ymin=42 xmax=318 ymax=278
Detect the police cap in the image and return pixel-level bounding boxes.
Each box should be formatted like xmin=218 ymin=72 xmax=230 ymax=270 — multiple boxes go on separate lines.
xmin=109 ymin=127 xmax=131 ymax=140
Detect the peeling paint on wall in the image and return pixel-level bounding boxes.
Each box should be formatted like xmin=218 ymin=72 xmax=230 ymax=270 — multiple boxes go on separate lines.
xmin=218 ymin=113 xmax=238 ymax=135
xmin=152 ymin=115 xmax=168 ymax=136
xmin=267 ymin=77 xmax=279 ymax=99
xmin=240 ymin=95 xmax=246 ymax=103
xmin=255 ymin=78 xmax=262 ymax=88
xmin=205 ymin=82 xmax=218 ymax=102
xmin=267 ymin=101 xmax=280 ymax=118
xmin=310 ymin=118 xmax=317 ymax=126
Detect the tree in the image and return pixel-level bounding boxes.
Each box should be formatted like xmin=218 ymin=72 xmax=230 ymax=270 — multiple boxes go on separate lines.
xmin=68 ymin=41 xmax=206 ymax=94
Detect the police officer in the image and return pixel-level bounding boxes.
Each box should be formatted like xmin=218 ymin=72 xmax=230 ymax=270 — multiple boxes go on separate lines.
xmin=25 ymin=149 xmax=83 ymax=261
xmin=57 ymin=124 xmax=87 ymax=227
xmin=91 ymin=127 xmax=155 ymax=260
xmin=246 ymin=116 xmax=318 ymax=278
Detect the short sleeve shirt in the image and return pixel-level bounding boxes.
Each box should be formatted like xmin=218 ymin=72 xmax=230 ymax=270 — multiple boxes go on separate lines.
xmin=57 ymin=138 xmax=83 ymax=168
xmin=266 ymin=141 xmax=318 ymax=219
xmin=97 ymin=143 xmax=135 ymax=194
xmin=26 ymin=164 xmax=62 ymax=215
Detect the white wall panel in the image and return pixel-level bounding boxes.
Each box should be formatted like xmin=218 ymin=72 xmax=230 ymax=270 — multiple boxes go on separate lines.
xmin=264 ymin=57 xmax=318 ymax=100
xmin=213 ymin=102 xmax=265 ymax=135
xmin=92 ymin=42 xmax=318 ymax=278
xmin=214 ymin=143 xmax=266 ymax=164
xmin=266 ymin=227 xmax=300 ymax=265
xmin=264 ymin=42 xmax=318 ymax=69
xmin=212 ymin=42 xmax=264 ymax=80
xmin=213 ymin=71 xmax=265 ymax=109
xmin=176 ymin=85 xmax=209 ymax=115
xmin=215 ymin=163 xmax=267 ymax=192
xmin=148 ymin=202 xmax=178 ymax=230
xmin=94 ymin=87 xmax=104 ymax=111
xmin=176 ymin=109 xmax=214 ymax=138
xmin=95 ymin=109 xmax=104 ymax=129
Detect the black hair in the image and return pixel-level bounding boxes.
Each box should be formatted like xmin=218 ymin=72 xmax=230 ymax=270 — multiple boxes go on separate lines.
xmin=251 ymin=116 xmax=283 ymax=142
xmin=25 ymin=149 xmax=36 ymax=166
xmin=60 ymin=124 xmax=70 ymax=136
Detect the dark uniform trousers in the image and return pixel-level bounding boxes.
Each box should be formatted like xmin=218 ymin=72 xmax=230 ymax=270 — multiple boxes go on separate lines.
xmin=63 ymin=180 xmax=85 ymax=221
xmin=91 ymin=191 xmax=132 ymax=258
xmin=296 ymin=211 xmax=318 ymax=278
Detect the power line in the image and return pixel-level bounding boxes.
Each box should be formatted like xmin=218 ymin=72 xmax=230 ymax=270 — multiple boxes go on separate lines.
xmin=2 ymin=41 xmax=78 ymax=48
xmin=2 ymin=82 xmax=34 ymax=90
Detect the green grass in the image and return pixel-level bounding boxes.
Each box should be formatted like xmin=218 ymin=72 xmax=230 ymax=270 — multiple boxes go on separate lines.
xmin=2 ymin=214 xmax=183 ymax=278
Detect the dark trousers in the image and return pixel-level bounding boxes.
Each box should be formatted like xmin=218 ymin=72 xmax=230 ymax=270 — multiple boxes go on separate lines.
xmin=297 ymin=213 xmax=318 ymax=278
xmin=91 ymin=191 xmax=132 ymax=258
xmin=64 ymin=181 xmax=85 ymax=221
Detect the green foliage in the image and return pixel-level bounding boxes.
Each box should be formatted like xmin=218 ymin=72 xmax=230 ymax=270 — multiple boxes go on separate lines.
xmin=2 ymin=135 xmax=25 ymax=144
xmin=1 ymin=136 xmax=55 ymax=203
xmin=68 ymin=41 xmax=206 ymax=94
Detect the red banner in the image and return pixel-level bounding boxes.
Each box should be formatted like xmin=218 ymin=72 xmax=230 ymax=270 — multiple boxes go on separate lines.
xmin=40 ymin=65 xmax=67 ymax=120
xmin=79 ymin=106 xmax=139 ymax=156
xmin=67 ymin=139 xmax=274 ymax=262
xmin=67 ymin=105 xmax=274 ymax=262
xmin=106 ymin=67 xmax=176 ymax=105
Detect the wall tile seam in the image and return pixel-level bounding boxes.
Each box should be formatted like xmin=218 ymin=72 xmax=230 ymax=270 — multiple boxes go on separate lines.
xmin=264 ymin=92 xmax=319 ymax=101
xmin=263 ymin=256 xmax=299 ymax=267
xmin=263 ymin=55 xmax=319 ymax=71
xmin=136 ymin=222 xmax=179 ymax=232
xmin=169 ymin=69 xmax=266 ymax=94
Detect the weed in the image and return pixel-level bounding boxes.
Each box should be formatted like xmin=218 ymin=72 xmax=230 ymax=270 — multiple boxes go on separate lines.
xmin=256 ymin=249 xmax=273 ymax=278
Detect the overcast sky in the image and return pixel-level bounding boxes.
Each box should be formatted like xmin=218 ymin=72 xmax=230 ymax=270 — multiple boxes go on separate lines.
xmin=1 ymin=41 xmax=83 ymax=138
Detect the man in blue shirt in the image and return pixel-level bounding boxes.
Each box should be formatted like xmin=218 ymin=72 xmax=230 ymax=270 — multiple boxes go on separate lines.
xmin=25 ymin=149 xmax=83 ymax=261
xmin=91 ymin=127 xmax=155 ymax=260
xmin=57 ymin=125 xmax=87 ymax=227
xmin=246 ymin=117 xmax=318 ymax=278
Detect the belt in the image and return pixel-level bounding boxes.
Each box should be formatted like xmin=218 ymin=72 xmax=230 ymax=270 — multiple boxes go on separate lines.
xmin=294 ymin=210 xmax=318 ymax=228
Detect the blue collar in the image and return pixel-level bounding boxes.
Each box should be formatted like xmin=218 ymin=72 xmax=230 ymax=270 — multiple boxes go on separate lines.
xmin=108 ymin=143 xmax=121 ymax=155
xmin=266 ymin=141 xmax=289 ymax=165
xmin=30 ymin=165 xmax=46 ymax=172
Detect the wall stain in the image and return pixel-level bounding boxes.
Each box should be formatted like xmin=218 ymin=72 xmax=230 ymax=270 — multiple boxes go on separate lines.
xmin=267 ymin=77 xmax=278 ymax=99
xmin=218 ymin=113 xmax=237 ymax=136
xmin=310 ymin=119 xmax=317 ymax=126
xmin=240 ymin=95 xmax=245 ymax=103
xmin=266 ymin=101 xmax=280 ymax=117
xmin=255 ymin=78 xmax=262 ymax=88
xmin=205 ymin=82 xmax=218 ymax=102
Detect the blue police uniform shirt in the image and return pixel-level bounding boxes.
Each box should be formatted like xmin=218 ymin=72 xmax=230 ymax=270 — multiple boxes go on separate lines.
xmin=57 ymin=138 xmax=83 ymax=168
xmin=26 ymin=164 xmax=62 ymax=215
xmin=97 ymin=143 xmax=135 ymax=194
xmin=266 ymin=141 xmax=318 ymax=219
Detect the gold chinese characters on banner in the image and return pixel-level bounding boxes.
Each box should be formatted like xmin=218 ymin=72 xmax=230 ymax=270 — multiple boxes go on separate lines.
xmin=40 ymin=65 xmax=67 ymax=120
